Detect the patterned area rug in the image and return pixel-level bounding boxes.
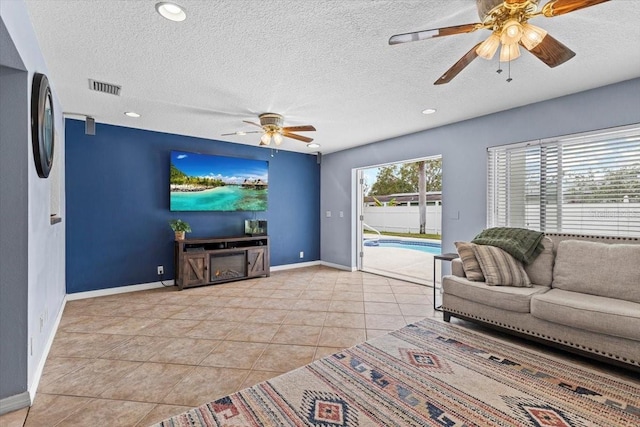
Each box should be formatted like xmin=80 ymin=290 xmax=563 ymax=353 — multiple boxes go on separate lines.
xmin=154 ymin=319 xmax=639 ymax=426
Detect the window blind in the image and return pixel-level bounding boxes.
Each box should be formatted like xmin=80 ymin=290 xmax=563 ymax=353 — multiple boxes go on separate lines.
xmin=487 ymin=124 xmax=640 ymax=237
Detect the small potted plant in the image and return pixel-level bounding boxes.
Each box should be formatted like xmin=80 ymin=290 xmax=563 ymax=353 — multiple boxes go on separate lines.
xmin=169 ymin=219 xmax=191 ymax=240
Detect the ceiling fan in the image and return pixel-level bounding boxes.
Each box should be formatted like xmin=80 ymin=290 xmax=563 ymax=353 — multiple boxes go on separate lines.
xmin=222 ymin=113 xmax=317 ymax=146
xmin=389 ymin=0 xmax=610 ymax=84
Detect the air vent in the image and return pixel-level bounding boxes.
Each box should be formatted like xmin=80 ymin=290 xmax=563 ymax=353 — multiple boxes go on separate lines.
xmin=88 ymin=79 xmax=121 ymax=96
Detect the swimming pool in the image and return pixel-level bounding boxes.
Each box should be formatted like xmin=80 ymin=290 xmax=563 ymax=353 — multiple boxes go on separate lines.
xmin=364 ymin=239 xmax=442 ymax=255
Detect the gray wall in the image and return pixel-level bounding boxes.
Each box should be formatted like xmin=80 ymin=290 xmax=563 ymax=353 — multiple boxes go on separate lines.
xmin=0 ymin=1 xmax=66 ymax=409
xmin=320 ymin=78 xmax=640 ymax=268
xmin=0 ymin=21 xmax=28 ymax=402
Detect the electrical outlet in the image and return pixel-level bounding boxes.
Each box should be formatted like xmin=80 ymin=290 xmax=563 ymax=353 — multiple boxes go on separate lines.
xmin=157 ymin=265 xmax=164 ymax=275
xmin=299 ymin=251 xmax=304 ymax=259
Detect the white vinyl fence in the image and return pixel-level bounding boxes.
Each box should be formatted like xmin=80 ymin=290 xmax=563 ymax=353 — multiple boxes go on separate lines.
xmin=364 ymin=203 xmax=640 ymax=237
xmin=363 ymin=205 xmax=442 ymax=235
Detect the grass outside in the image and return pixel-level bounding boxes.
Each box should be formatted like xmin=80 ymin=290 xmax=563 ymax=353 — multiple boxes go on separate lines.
xmin=379 ymin=231 xmax=441 ymax=240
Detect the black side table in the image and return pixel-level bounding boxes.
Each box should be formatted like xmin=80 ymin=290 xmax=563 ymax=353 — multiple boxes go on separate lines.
xmin=433 ymin=252 xmax=459 ymax=311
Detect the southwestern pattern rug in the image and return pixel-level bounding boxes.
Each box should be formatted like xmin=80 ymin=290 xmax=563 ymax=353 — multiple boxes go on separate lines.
xmin=154 ymin=319 xmax=640 ymax=426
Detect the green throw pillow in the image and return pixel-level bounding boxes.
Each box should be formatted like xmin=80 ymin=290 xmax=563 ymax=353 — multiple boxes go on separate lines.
xmin=472 ymin=245 xmax=532 ymax=287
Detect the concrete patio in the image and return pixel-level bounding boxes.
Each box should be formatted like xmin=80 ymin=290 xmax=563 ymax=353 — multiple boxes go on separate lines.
xmin=362 ymin=245 xmax=445 ymax=307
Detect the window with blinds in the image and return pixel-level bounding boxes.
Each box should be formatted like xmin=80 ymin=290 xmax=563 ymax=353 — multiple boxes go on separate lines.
xmin=487 ymin=124 xmax=640 ymax=237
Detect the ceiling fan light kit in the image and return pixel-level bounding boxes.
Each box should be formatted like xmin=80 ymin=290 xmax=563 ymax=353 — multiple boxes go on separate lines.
xmin=500 ymin=41 xmax=521 ymax=62
xmin=500 ymin=19 xmax=524 ymax=45
xmin=476 ymin=33 xmax=501 ymax=59
xmin=389 ymin=0 xmax=611 ymax=84
xmin=224 ymin=112 xmax=317 ymax=148
xmin=520 ymin=23 xmax=547 ymax=49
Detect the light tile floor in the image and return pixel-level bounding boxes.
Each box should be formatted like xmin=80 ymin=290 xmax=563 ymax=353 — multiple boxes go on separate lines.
xmin=1 ymin=266 xmax=437 ymax=427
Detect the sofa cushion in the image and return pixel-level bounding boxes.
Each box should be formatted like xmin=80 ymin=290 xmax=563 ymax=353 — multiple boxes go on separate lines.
xmin=553 ymin=240 xmax=640 ymax=303
xmin=531 ymin=289 xmax=640 ymax=341
xmin=442 ymin=275 xmax=549 ymax=313
xmin=524 ymin=236 xmax=554 ymax=287
xmin=454 ymin=242 xmax=484 ymax=281
xmin=473 ymin=245 xmax=531 ymax=287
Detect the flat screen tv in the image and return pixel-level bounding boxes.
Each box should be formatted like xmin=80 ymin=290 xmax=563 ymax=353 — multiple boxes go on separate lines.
xmin=170 ymin=150 xmax=268 ymax=211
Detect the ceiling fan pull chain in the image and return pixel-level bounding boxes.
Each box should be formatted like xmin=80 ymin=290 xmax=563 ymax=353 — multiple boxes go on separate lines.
xmin=507 ymin=58 xmax=513 ymax=83
xmin=496 ymin=55 xmax=503 ymax=74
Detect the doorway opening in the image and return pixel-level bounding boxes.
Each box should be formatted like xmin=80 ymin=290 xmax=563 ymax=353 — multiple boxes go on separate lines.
xmin=356 ymin=156 xmax=442 ymax=285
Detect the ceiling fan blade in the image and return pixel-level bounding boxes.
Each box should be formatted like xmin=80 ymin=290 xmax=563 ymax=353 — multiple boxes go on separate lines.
xmin=542 ymin=0 xmax=609 ymax=17
xmin=282 ymin=125 xmax=316 ymax=132
xmin=221 ymin=131 xmax=261 ymax=136
xmin=242 ymin=120 xmax=264 ymax=129
xmin=389 ymin=23 xmax=480 ymax=45
xmin=523 ymin=34 xmax=576 ymax=67
xmin=434 ymin=42 xmax=481 ymax=85
xmin=282 ymin=132 xmax=314 ymax=143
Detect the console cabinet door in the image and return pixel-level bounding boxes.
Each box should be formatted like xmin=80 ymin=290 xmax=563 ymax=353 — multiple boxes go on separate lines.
xmin=181 ymin=253 xmax=208 ymax=288
xmin=247 ymin=247 xmax=268 ymax=277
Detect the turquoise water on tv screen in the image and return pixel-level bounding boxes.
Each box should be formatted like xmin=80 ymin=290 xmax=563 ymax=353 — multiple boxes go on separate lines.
xmin=170 ymin=186 xmax=268 ymax=211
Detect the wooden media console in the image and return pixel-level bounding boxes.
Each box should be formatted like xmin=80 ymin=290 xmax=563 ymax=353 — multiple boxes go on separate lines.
xmin=174 ymin=235 xmax=269 ymax=290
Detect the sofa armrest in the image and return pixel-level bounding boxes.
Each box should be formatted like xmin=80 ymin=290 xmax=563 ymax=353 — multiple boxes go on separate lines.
xmin=451 ymin=258 xmax=466 ymax=278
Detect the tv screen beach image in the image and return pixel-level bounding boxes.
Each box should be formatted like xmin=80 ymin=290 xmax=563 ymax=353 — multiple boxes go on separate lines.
xmin=170 ymin=151 xmax=268 ymax=211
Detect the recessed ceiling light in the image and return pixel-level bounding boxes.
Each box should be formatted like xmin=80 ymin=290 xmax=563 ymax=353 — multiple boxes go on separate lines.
xmin=124 ymin=111 xmax=140 ymax=118
xmin=307 ymin=142 xmax=320 ymax=148
xmin=155 ymin=2 xmax=186 ymax=22
xmin=422 ymin=108 xmax=437 ymax=115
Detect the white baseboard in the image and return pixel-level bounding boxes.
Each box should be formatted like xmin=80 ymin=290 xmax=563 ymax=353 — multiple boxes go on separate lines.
xmin=66 ymin=265 xmax=358 ymax=300
xmin=66 ymin=280 xmax=174 ymax=301
xmin=0 ymin=391 xmax=30 ymax=416
xmin=271 ymin=261 xmax=321 ymax=271
xmin=27 ymin=297 xmax=67 ymax=406
xmin=271 ymin=261 xmax=355 ymax=272
xmin=320 ymin=261 xmax=356 ymax=271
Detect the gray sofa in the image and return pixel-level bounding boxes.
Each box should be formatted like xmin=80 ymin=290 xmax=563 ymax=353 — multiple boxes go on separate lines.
xmin=442 ymin=233 xmax=640 ymax=371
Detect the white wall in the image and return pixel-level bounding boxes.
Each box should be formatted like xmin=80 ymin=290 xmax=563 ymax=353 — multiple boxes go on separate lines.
xmin=320 ymin=78 xmax=640 ymax=268
xmin=0 ymin=0 xmax=65 ymax=411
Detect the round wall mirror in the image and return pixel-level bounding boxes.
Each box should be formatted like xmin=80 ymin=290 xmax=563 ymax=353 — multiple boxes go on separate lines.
xmin=31 ymin=73 xmax=55 ymax=178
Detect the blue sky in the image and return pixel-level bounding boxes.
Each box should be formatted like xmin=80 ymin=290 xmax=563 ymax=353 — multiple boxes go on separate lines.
xmin=362 ymin=167 xmax=380 ymax=195
xmin=172 ymin=151 xmax=268 ymax=184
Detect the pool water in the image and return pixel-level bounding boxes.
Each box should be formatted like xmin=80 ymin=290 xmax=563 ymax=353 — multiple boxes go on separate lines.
xmin=364 ymin=239 xmax=442 ymax=255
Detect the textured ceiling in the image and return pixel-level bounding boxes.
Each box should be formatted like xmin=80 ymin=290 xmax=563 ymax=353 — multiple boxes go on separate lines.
xmin=23 ymin=0 xmax=640 ymax=154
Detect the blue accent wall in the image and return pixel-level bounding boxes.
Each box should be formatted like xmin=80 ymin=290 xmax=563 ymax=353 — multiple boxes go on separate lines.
xmin=65 ymin=119 xmax=320 ymax=293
